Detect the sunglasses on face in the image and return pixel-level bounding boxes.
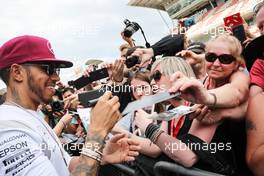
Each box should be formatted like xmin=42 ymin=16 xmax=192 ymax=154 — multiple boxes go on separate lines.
xmin=24 ymin=63 xmax=60 ymax=76
xmin=205 ymin=52 xmax=236 ymax=64
xmin=39 ymin=64 xmax=60 ymax=76
xmin=150 ymin=70 xmax=162 ymax=82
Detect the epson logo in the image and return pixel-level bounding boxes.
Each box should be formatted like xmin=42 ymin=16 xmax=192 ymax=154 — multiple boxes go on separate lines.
xmin=0 ymin=141 xmax=28 ymax=158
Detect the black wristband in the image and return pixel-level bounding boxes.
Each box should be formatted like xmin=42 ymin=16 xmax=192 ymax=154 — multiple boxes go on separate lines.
xmin=145 ymin=123 xmax=160 ymax=139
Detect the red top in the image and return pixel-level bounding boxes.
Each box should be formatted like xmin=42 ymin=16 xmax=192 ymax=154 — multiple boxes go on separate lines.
xmin=170 ymin=101 xmax=190 ymax=138
xmin=250 ymin=59 xmax=264 ymax=89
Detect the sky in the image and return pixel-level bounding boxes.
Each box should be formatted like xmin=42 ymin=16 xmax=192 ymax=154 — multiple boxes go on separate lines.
xmin=0 ymin=0 xmax=172 ymax=89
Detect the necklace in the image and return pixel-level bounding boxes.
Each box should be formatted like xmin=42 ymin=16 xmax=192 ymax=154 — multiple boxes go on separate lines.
xmin=4 ymin=100 xmax=68 ymax=166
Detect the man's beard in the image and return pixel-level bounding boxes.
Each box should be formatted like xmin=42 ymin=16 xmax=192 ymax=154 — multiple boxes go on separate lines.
xmin=26 ymin=69 xmax=51 ymax=104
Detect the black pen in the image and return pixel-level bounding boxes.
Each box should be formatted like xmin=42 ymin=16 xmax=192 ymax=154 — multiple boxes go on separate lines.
xmin=87 ymin=98 xmax=100 ymax=107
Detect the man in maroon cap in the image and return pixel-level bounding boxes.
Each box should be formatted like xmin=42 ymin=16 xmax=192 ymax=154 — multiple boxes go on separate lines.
xmin=0 ymin=35 xmax=139 ymax=176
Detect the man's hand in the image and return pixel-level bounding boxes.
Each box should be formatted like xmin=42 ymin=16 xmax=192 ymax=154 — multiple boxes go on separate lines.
xmin=101 ymin=133 xmax=140 ymax=165
xmin=134 ymin=109 xmax=153 ymax=134
xmin=131 ymin=48 xmax=154 ymax=68
xmin=243 ymin=38 xmax=254 ymax=47
xmin=52 ymin=111 xmax=65 ymax=118
xmin=121 ymin=32 xmax=135 ymax=47
xmin=60 ymin=113 xmax=74 ymax=125
xmin=63 ymin=93 xmax=80 ymax=110
xmin=224 ymin=19 xmax=255 ymax=48
xmin=83 ymin=64 xmax=96 ymax=77
xmin=89 ymin=91 xmax=121 ymax=137
xmin=169 ymin=72 xmax=211 ymax=105
xmin=189 ymin=104 xmax=222 ymax=125
xmin=111 ymin=59 xmax=125 ymax=82
xmin=176 ymin=50 xmax=204 ymax=66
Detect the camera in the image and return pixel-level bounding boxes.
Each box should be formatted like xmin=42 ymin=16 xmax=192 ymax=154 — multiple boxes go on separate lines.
xmin=51 ymin=100 xmax=64 ymax=112
xmin=123 ymin=19 xmax=140 ymax=38
xmin=183 ymin=18 xmax=195 ymax=28
xmin=125 ymin=56 xmax=140 ymax=68
xmin=125 ymin=46 xmax=144 ymax=68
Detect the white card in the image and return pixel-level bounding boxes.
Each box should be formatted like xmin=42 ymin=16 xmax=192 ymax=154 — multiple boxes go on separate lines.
xmin=77 ymin=108 xmax=91 ymax=132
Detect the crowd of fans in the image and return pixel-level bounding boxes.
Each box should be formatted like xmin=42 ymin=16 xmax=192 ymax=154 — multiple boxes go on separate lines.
xmin=0 ymin=1 xmax=264 ymax=176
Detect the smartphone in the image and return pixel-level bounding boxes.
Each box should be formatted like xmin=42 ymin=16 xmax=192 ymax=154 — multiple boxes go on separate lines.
xmin=78 ymin=85 xmax=131 ymax=112
xmin=68 ymin=68 xmax=109 ymax=90
xmin=224 ymin=13 xmax=246 ymax=43
xmin=232 ymin=25 xmax=246 ymax=44
xmin=78 ymin=89 xmax=106 ymax=108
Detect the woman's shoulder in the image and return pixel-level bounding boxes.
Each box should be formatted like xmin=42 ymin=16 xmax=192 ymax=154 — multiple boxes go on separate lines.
xmin=230 ymin=69 xmax=249 ymax=82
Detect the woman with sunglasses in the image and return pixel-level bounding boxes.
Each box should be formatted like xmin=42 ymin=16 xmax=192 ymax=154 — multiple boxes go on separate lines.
xmin=166 ymin=34 xmax=251 ymax=175
xmin=113 ymin=71 xmax=153 ymax=132
xmin=134 ymin=35 xmax=251 ymax=175
xmin=169 ymin=34 xmax=249 ymax=119
xmin=110 ymin=71 xmax=168 ymax=160
xmin=133 ymin=56 xmax=216 ymax=176
xmin=113 ymin=58 xmax=197 ymax=161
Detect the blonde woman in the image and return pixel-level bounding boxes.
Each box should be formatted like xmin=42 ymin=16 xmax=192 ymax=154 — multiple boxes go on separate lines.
xmin=165 ymin=34 xmax=251 ymax=175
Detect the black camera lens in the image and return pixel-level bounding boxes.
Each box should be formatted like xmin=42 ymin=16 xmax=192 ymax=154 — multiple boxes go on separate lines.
xmin=124 ymin=29 xmax=133 ymax=38
xmin=51 ymin=100 xmax=64 ymax=112
xmin=125 ymin=56 xmax=140 ymax=68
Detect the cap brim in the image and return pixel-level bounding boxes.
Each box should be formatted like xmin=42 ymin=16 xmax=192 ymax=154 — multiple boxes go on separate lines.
xmin=85 ymin=59 xmax=103 ymax=65
xmin=243 ymin=35 xmax=264 ymax=70
xmin=26 ymin=58 xmax=73 ymax=68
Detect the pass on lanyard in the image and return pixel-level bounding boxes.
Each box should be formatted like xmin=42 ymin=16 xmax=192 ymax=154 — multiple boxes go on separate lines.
xmin=170 ymin=101 xmax=189 ymax=138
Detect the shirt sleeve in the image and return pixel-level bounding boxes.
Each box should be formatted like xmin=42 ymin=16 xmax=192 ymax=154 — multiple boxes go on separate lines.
xmin=0 ymin=128 xmax=59 ymax=176
xmin=250 ymin=59 xmax=264 ymax=89
xmin=151 ymin=34 xmax=184 ymax=57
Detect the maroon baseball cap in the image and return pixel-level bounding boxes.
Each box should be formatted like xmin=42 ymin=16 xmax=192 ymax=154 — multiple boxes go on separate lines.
xmin=0 ymin=35 xmax=73 ymax=70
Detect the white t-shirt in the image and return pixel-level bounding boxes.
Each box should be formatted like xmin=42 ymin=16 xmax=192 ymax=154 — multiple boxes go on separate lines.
xmin=0 ymin=104 xmax=71 ymax=176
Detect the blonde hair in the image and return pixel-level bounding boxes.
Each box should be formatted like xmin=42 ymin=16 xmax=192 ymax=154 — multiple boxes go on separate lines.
xmin=151 ymin=56 xmax=195 ymax=78
xmin=206 ymin=34 xmax=245 ymax=65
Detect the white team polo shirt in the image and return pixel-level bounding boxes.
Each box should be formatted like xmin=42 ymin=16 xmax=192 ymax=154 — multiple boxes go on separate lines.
xmin=0 ymin=104 xmax=71 ymax=176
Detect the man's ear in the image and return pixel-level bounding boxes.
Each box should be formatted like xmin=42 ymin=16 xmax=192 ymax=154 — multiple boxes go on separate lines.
xmin=10 ymin=64 xmax=25 ymax=82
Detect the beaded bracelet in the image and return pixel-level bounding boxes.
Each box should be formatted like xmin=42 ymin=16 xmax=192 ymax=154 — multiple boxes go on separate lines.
xmin=81 ymin=147 xmax=102 ymax=162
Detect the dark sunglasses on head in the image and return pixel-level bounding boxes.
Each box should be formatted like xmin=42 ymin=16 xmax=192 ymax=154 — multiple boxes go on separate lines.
xmin=150 ymin=70 xmax=162 ymax=82
xmin=205 ymin=52 xmax=236 ymax=64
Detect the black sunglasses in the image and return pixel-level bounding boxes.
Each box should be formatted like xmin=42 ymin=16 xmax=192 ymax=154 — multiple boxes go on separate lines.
xmin=205 ymin=52 xmax=236 ymax=64
xmin=150 ymin=70 xmax=162 ymax=82
xmin=40 ymin=64 xmax=60 ymax=76
xmin=23 ymin=63 xmax=60 ymax=76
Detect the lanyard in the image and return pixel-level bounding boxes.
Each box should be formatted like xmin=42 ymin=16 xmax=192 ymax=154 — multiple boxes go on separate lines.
xmin=170 ymin=101 xmax=190 ymax=138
